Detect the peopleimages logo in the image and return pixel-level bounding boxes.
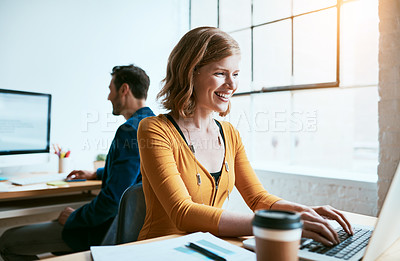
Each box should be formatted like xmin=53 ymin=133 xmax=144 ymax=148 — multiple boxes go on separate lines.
xmin=223 ymin=110 xmax=318 ymax=133
xmin=81 ymin=137 xmax=114 ymax=150
xmin=80 ymin=109 xmax=318 ymax=133
xmin=81 ymin=110 xmax=125 ymax=132
xmin=79 ymin=109 xmax=319 ymax=150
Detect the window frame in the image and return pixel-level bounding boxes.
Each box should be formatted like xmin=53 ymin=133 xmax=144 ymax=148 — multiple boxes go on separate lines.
xmin=189 ymin=0 xmax=343 ymax=95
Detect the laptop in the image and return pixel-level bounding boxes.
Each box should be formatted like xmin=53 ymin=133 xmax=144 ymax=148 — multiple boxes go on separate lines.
xmin=243 ymin=163 xmax=400 ymax=261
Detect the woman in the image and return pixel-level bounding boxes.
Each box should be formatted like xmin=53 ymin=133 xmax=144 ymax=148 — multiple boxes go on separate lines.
xmin=137 ymin=26 xmax=352 ymax=246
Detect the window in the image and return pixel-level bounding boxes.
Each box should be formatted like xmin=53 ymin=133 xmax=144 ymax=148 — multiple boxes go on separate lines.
xmin=190 ymin=0 xmax=378 ymax=178
xmin=191 ymin=0 xmax=339 ymax=92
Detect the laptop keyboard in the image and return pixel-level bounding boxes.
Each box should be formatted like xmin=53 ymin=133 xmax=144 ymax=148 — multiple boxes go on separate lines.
xmin=300 ymin=228 xmax=372 ymax=260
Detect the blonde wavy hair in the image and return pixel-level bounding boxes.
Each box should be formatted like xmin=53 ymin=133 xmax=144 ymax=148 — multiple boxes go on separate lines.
xmin=157 ymin=27 xmax=240 ymax=118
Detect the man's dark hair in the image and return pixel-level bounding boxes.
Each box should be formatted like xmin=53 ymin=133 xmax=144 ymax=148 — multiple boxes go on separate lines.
xmin=111 ymin=64 xmax=150 ymax=99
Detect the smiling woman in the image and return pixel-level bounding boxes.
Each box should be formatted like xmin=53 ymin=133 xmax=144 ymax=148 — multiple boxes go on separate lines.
xmin=136 ymin=26 xmax=354 ymax=247
xmin=193 ymin=55 xmax=240 ymax=114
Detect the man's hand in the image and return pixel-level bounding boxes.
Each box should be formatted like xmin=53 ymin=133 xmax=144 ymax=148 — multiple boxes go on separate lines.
xmin=58 ymin=207 xmax=75 ymax=225
xmin=66 ymin=170 xmax=97 ymax=180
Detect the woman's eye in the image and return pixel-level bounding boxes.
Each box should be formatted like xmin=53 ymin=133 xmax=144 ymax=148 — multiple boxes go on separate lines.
xmin=215 ymin=72 xmax=225 ymax=76
xmin=233 ymin=73 xmax=239 ymax=78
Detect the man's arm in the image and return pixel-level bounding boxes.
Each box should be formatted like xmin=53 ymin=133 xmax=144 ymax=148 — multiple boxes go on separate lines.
xmin=63 ymin=126 xmax=141 ymax=229
xmin=96 ymin=167 xmax=105 ymax=180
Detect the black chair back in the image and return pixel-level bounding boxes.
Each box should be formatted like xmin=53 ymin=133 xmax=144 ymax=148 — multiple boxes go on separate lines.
xmin=101 ymin=183 xmax=146 ymax=245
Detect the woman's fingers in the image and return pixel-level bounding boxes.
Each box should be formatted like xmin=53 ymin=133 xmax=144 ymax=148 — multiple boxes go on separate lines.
xmin=302 ymin=228 xmax=335 ymax=247
xmin=313 ymin=206 xmax=354 ymax=235
xmin=329 ymin=208 xmax=353 ymax=235
xmin=301 ymin=211 xmax=340 ymax=245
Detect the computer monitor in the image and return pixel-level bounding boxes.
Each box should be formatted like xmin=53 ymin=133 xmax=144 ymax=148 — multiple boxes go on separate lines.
xmin=0 ymin=88 xmax=51 ymax=169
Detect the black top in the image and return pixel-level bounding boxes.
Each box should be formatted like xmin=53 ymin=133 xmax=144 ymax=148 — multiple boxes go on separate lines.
xmin=164 ymin=114 xmax=225 ymax=184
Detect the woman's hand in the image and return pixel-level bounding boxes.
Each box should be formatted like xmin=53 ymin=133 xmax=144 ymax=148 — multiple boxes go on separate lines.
xmin=271 ymin=200 xmax=353 ymax=246
xmin=301 ymin=205 xmax=353 ymax=246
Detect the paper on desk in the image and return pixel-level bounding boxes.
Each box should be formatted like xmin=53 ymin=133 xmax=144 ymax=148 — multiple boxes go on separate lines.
xmin=0 ymin=183 xmax=53 ymax=192
xmin=90 ymin=232 xmax=255 ymax=261
xmin=0 ymin=183 xmax=11 ymax=192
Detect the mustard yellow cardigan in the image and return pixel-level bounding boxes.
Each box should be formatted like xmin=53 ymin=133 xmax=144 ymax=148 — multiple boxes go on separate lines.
xmin=137 ymin=114 xmax=281 ymax=240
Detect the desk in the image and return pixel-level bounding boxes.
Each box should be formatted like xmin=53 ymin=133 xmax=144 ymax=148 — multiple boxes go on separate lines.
xmin=44 ymin=211 xmax=400 ymax=261
xmin=0 ymin=180 xmax=102 ymax=220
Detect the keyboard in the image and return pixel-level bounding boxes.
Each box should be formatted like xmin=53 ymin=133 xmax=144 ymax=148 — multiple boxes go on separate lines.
xmin=300 ymin=227 xmax=372 ymax=260
xmin=9 ymin=173 xmax=68 ymax=186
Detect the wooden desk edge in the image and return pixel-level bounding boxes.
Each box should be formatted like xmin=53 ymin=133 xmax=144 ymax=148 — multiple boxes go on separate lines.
xmin=0 ymin=180 xmax=102 ymax=200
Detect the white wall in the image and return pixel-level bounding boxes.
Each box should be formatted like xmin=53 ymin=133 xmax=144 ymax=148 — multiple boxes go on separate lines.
xmin=225 ymin=169 xmax=377 ymax=217
xmin=256 ymin=170 xmax=377 ymax=216
xmin=0 ymin=0 xmax=189 ymax=173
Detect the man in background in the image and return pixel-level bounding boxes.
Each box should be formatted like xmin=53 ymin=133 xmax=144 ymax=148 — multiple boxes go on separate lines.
xmin=0 ymin=64 xmax=155 ymax=260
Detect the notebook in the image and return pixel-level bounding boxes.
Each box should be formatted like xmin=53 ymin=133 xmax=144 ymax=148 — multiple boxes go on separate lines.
xmin=243 ymin=162 xmax=400 ymax=261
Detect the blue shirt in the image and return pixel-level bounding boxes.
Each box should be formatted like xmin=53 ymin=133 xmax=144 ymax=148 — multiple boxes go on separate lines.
xmin=62 ymin=107 xmax=155 ymax=251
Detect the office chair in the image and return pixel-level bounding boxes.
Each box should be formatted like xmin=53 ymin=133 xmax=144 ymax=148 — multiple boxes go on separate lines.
xmin=101 ymin=183 xmax=146 ymax=245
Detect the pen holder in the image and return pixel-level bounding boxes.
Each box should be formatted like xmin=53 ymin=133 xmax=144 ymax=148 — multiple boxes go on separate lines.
xmin=59 ymin=157 xmax=71 ymax=173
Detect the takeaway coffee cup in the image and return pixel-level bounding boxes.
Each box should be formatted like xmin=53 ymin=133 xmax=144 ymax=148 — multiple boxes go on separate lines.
xmin=252 ymin=210 xmax=303 ymax=261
